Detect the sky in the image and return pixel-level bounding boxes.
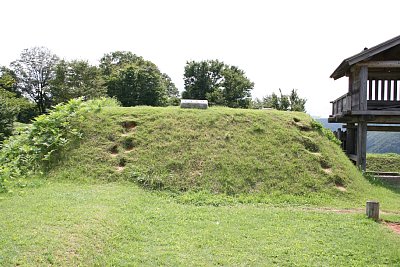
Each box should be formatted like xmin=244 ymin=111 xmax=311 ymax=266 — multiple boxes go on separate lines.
xmin=1 ymin=0 xmax=400 ymax=117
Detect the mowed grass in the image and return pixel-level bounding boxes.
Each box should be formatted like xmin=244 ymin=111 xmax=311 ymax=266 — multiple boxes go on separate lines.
xmin=1 ymin=181 xmax=400 ymax=266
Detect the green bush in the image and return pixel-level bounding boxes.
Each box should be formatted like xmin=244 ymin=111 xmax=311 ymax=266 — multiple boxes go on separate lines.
xmin=0 ymin=97 xmax=119 ymax=192
xmin=311 ymin=119 xmax=341 ymax=146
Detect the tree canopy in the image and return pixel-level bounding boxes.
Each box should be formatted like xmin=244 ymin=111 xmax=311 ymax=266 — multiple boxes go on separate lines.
xmin=182 ymin=60 xmax=253 ymax=108
xmin=10 ymin=47 xmax=59 ymax=114
xmin=51 ymin=60 xmax=106 ymax=105
xmin=256 ymin=89 xmax=307 ymax=112
xmin=100 ymin=51 xmax=176 ymax=106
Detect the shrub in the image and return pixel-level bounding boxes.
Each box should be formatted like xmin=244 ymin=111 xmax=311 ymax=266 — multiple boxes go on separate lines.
xmin=0 ymin=97 xmax=119 ymax=192
xmin=311 ymin=119 xmax=341 ymax=146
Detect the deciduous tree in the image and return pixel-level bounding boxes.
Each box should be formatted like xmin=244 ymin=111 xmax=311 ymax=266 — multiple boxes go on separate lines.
xmin=100 ymin=51 xmax=175 ymax=106
xmin=10 ymin=47 xmax=59 ymax=114
xmin=182 ymin=60 xmax=253 ymax=108
xmin=51 ymin=60 xmax=106 ymax=104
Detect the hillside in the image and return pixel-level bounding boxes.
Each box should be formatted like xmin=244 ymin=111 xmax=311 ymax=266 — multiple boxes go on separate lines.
xmin=38 ymin=105 xmax=398 ymax=207
xmin=2 ymin=103 xmax=400 ymax=265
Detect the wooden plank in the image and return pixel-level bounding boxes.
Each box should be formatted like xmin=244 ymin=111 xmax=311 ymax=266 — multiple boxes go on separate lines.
xmin=368 ymin=79 xmax=373 ymax=100
xmin=352 ymin=110 xmax=400 ymax=116
xmin=368 ymin=72 xmax=400 ymax=80
xmin=357 ymin=122 xmax=367 ymax=171
xmin=374 ymin=80 xmax=379 ymax=100
xmin=358 ymin=61 xmax=400 ymax=68
xmin=381 ymin=80 xmax=385 ymax=100
xmin=359 ymin=66 xmax=368 ymax=110
xmin=367 ymin=125 xmax=400 ymax=132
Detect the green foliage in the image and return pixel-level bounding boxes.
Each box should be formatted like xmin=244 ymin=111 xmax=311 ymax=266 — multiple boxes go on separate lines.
xmin=100 ymin=51 xmax=176 ymax=106
xmin=0 ymin=66 xmax=18 ymax=95
xmin=106 ymin=63 xmax=167 ymax=106
xmin=311 ymin=119 xmax=341 ymax=145
xmin=51 ymin=60 xmax=107 ymax=104
xmin=0 ymin=98 xmax=119 ymax=191
xmin=259 ymin=89 xmax=307 ymax=112
xmin=182 ymin=60 xmax=253 ymax=108
xmin=0 ymin=93 xmax=17 ymax=144
xmin=10 ymin=47 xmax=59 ymax=114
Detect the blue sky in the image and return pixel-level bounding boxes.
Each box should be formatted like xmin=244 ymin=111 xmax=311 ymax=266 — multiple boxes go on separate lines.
xmin=1 ymin=0 xmax=399 ymax=116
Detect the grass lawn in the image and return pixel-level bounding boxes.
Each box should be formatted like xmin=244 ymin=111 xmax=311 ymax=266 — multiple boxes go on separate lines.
xmin=1 ymin=181 xmax=399 ymax=266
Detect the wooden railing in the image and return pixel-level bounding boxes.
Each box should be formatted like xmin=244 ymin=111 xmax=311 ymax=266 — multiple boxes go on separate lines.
xmin=367 ymin=80 xmax=400 ymax=110
xmin=331 ymin=93 xmax=351 ymax=116
xmin=367 ymin=80 xmax=400 ymax=101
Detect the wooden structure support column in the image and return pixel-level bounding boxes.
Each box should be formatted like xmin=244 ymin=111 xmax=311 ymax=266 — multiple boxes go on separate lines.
xmin=357 ymin=122 xmax=367 ymax=171
xmin=345 ymin=123 xmax=356 ymax=154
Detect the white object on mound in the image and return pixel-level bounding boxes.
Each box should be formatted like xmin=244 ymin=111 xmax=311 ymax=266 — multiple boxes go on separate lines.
xmin=180 ymin=99 xmax=208 ymax=109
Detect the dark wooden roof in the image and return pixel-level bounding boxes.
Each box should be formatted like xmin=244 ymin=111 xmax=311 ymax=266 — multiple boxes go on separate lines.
xmin=330 ymin=35 xmax=400 ymax=80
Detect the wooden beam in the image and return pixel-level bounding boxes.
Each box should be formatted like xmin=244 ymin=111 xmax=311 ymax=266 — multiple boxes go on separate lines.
xmin=358 ymin=61 xmax=400 ymax=68
xmin=367 ymin=125 xmax=400 ymax=132
xmin=368 ymin=72 xmax=400 ymax=80
xmin=357 ymin=122 xmax=367 ymax=171
xmin=359 ymin=66 xmax=368 ymax=110
xmin=351 ymin=110 xmax=400 ymax=116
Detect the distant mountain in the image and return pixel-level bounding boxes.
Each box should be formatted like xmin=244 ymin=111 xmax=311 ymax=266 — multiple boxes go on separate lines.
xmin=315 ymin=118 xmax=342 ymax=132
xmin=315 ymin=118 xmax=400 ymax=154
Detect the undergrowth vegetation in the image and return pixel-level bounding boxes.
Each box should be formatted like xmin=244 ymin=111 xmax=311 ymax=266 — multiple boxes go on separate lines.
xmin=0 ymin=97 xmax=119 ymax=192
xmin=2 ymin=103 xmax=399 ymax=210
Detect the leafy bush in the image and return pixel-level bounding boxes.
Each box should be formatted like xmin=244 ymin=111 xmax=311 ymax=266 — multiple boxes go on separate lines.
xmin=311 ymin=119 xmax=341 ymax=145
xmin=0 ymin=97 xmax=119 ymax=192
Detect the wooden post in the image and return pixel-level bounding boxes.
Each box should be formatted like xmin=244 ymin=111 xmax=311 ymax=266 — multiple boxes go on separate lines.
xmin=346 ymin=123 xmax=356 ymax=155
xmin=366 ymin=201 xmax=379 ymax=220
xmin=357 ymin=122 xmax=367 ymax=171
xmin=359 ymin=66 xmax=368 ymax=111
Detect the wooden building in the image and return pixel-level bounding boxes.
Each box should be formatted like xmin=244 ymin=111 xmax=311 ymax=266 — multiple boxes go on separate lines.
xmin=329 ymin=35 xmax=400 ymax=171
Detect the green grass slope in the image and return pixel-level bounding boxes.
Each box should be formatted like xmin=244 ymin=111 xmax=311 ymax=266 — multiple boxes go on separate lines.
xmin=48 ymin=106 xmax=400 ymax=208
xmin=367 ymin=153 xmax=400 ymax=172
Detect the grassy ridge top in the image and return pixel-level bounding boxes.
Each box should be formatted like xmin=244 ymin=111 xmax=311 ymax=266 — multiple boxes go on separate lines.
xmin=50 ymin=106 xmax=399 ymax=208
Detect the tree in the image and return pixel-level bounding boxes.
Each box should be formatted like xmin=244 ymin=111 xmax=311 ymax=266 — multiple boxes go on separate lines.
xmin=51 ymin=60 xmax=106 ymax=104
xmin=182 ymin=60 xmax=253 ymax=108
xmin=260 ymin=89 xmax=307 ymax=112
xmin=0 ymin=67 xmax=18 ymax=95
xmin=0 ymin=67 xmax=37 ymax=122
xmin=106 ymin=63 xmax=167 ymax=106
xmin=183 ymin=60 xmax=224 ymax=100
xmin=11 ymin=47 xmax=59 ymax=114
xmin=0 ymin=90 xmax=17 ymax=142
xmin=100 ymin=51 xmax=175 ymax=106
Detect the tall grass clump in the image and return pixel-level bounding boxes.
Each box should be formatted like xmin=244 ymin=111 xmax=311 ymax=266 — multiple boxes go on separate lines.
xmin=0 ymin=97 xmax=119 ymax=192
